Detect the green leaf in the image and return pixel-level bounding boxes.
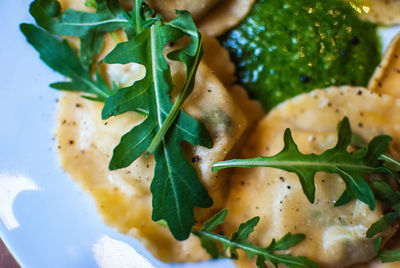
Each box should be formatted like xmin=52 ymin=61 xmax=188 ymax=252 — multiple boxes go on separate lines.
xmin=102 ymin=11 xmax=213 ymax=240
xmin=267 ymin=233 xmax=306 ymax=251
xmin=334 ymin=188 xmax=353 ymax=207
xmin=367 ymin=212 xmax=400 ymax=238
xmin=213 ymin=117 xmax=393 ymax=210
xmin=367 ymin=181 xmax=400 ymax=238
xmin=29 ymin=0 xmax=130 ymax=68
xmin=229 ymin=217 xmax=260 ymax=258
xmin=196 ymin=209 xmax=228 ymax=259
xmin=365 ymin=135 xmax=392 ymax=167
xmin=193 ymin=210 xmax=318 ymax=268
xmin=374 ymin=237 xmax=382 ymax=255
xmin=352 ymin=133 xmax=400 ymax=172
xmin=201 ymin=209 xmax=228 ymax=232
xmin=231 ymin=217 xmax=260 ymax=243
xmin=20 ymin=23 xmax=112 ymax=101
xmin=379 ymin=249 xmax=400 ymax=263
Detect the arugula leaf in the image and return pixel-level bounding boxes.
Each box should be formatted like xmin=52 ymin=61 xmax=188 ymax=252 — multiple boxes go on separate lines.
xmin=379 ymin=249 xmax=400 ymax=263
xmin=213 ymin=118 xmax=392 ymax=210
xmin=374 ymin=237 xmax=400 ymax=263
xmin=20 ymin=23 xmax=113 ymax=101
xmin=102 ymin=8 xmax=213 ymax=240
xmin=192 ymin=209 xmax=318 ymax=268
xmin=374 ymin=237 xmax=383 ymax=255
xmin=29 ymin=0 xmax=130 ymax=68
xmin=367 ymin=180 xmax=400 ymax=238
xmin=352 ymin=132 xmax=400 ymax=172
xmin=23 ymin=0 xmax=213 ymax=240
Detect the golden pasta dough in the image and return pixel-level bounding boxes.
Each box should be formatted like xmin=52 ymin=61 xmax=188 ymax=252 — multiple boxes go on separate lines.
xmin=224 ymin=87 xmax=400 ymax=267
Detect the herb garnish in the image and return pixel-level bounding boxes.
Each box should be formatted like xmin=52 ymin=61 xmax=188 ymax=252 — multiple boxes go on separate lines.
xmin=213 ymin=117 xmax=392 ymax=210
xmin=192 ymin=209 xmax=318 ymax=268
xmin=20 ymin=24 xmax=113 ymax=101
xmin=374 ymin=237 xmax=400 ymax=263
xmin=21 ymin=0 xmax=213 ymax=240
xmin=29 ymin=0 xmax=129 ymax=69
xmin=102 ymin=3 xmax=214 ymax=241
xmin=367 ymin=180 xmax=400 ymax=238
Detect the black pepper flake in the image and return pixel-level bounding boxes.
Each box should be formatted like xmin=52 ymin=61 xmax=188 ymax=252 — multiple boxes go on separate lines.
xmin=378 ymin=82 xmax=383 ymax=87
xmin=300 ymin=75 xmax=310 ymax=83
xmin=192 ymin=155 xmax=200 ymax=163
xmin=357 ymin=90 xmax=362 ymax=95
xmin=287 ymin=185 xmax=291 ymax=189
xmin=207 ymin=89 xmax=212 ymax=92
xmin=104 ymin=122 xmax=108 ymax=125
xmin=240 ymin=181 xmax=245 ymax=186
xmin=351 ymin=36 xmax=360 ymax=45
xmin=69 ymin=140 xmax=75 ymax=145
xmin=279 ymin=177 xmax=285 ymax=182
xmin=146 ymin=164 xmax=150 ymax=168
xmin=395 ymin=54 xmax=399 ymax=59
xmin=75 ymin=103 xmax=82 ymax=108
xmin=397 ymin=69 xmax=400 ymax=74
xmin=327 ymin=102 xmax=332 ymax=107
xmin=358 ymin=122 xmax=364 ymax=128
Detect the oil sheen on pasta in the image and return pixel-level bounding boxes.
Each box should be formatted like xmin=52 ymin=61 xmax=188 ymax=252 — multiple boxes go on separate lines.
xmin=221 ymin=0 xmax=381 ymax=110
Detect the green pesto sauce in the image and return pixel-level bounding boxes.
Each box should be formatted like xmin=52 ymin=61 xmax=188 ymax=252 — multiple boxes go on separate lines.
xmin=221 ymin=0 xmax=381 ymax=110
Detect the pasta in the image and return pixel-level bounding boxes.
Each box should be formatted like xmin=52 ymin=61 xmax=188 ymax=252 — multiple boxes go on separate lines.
xmin=51 ymin=0 xmax=400 ymax=267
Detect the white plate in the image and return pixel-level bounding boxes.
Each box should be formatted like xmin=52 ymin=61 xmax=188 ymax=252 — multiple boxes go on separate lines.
xmin=0 ymin=1 xmax=398 ymax=267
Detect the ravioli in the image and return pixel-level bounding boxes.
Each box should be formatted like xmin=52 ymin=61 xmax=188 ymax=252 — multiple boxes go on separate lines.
xmin=223 ymin=87 xmax=400 ymax=267
xmin=351 ymin=0 xmax=400 ymax=25
xmin=369 ymin=33 xmax=400 ymax=98
xmin=146 ymin=0 xmax=256 ymax=37
xmin=197 ymin=0 xmax=256 ymax=37
xmin=145 ymin=0 xmax=220 ymax=21
xmin=55 ymin=15 xmax=258 ymax=261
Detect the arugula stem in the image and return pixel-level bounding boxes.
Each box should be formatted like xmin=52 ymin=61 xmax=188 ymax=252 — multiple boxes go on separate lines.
xmin=135 ymin=0 xmax=143 ymax=34
xmin=353 ymin=133 xmax=400 ymax=171
xmin=61 ymin=19 xmax=129 ymax=27
xmin=191 ymin=229 xmax=309 ymax=267
xmin=212 ymin=158 xmax=376 ymax=172
xmin=146 ymin=39 xmax=203 ymax=154
xmin=379 ymin=154 xmax=400 ymax=168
